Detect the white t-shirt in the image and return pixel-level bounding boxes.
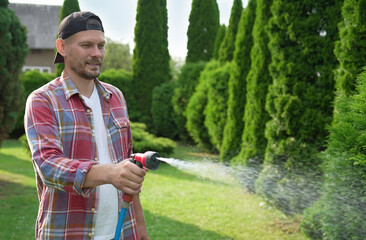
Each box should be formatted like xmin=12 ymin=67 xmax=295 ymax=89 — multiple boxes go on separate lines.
xmin=82 ymin=85 xmax=118 ymax=240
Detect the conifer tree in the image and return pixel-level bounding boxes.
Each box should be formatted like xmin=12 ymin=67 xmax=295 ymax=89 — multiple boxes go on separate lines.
xmin=55 ymin=0 xmax=80 ymax=76
xmin=0 ymin=0 xmax=28 ymax=147
xmin=302 ymin=0 xmax=366 ymax=238
xmin=212 ymin=25 xmax=226 ymax=60
xmin=302 ymin=70 xmax=366 ymax=240
xmin=334 ymin=0 xmax=366 ymax=96
xmin=220 ymin=0 xmax=256 ymax=162
xmin=230 ymin=0 xmax=272 ymax=192
xmin=218 ymin=0 xmax=243 ymax=63
xmin=171 ymin=61 xmax=206 ymax=141
xmin=132 ymin=0 xmax=170 ymax=125
xmin=185 ymin=62 xmax=218 ymax=151
xmin=204 ymin=61 xmax=231 ymax=151
xmin=151 ymin=81 xmax=178 ymax=138
xmin=256 ymin=0 xmax=341 ymax=215
xmin=186 ymin=0 xmax=220 ymax=63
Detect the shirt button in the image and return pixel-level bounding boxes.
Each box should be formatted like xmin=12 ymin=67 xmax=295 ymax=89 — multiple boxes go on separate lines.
xmin=95 ymin=157 xmax=98 ymax=161
xmin=91 ymin=208 xmax=95 ymax=211
xmin=87 ymin=109 xmax=91 ymax=113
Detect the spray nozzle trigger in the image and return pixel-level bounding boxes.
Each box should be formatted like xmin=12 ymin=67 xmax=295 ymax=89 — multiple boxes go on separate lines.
xmin=130 ymin=158 xmax=143 ymax=168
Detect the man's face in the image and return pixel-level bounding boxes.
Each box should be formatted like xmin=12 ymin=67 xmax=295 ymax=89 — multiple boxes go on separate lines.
xmin=64 ymin=30 xmax=105 ymax=80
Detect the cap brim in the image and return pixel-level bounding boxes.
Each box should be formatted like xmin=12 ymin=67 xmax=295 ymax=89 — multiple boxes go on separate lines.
xmin=54 ymin=52 xmax=64 ymax=64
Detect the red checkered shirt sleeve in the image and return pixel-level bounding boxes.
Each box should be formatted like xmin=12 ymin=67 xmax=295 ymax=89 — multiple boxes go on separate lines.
xmin=25 ymin=86 xmax=96 ymax=196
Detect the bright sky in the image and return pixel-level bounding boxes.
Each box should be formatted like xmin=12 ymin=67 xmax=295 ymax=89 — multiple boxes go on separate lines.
xmin=9 ymin=0 xmax=248 ymax=59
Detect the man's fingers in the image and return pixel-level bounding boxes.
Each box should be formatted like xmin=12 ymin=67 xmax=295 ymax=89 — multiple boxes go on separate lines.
xmin=109 ymin=159 xmax=146 ymax=193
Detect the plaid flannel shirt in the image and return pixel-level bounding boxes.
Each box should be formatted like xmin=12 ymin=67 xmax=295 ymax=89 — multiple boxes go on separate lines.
xmin=25 ymin=72 xmax=138 ymax=240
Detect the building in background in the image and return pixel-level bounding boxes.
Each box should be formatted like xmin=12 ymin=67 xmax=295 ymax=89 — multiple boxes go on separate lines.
xmin=9 ymin=3 xmax=60 ymax=73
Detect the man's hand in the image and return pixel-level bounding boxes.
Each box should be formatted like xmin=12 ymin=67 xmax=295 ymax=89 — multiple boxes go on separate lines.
xmin=84 ymin=159 xmax=146 ymax=195
xmin=108 ymin=160 xmax=146 ymax=195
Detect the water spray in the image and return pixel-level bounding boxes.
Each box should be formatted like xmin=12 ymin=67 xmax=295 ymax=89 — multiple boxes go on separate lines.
xmin=114 ymin=151 xmax=161 ymax=240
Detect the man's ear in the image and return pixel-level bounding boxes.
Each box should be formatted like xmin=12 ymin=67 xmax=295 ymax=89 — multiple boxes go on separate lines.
xmin=56 ymin=38 xmax=67 ymax=58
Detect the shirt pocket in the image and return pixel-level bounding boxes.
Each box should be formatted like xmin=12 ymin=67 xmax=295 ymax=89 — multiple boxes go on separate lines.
xmin=111 ymin=117 xmax=132 ymax=160
xmin=113 ymin=117 xmax=130 ymax=129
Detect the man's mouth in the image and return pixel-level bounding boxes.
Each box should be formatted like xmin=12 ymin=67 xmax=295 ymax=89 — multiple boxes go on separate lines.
xmin=86 ymin=59 xmax=102 ymax=67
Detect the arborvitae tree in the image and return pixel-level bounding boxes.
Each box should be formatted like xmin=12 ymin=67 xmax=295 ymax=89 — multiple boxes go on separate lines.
xmin=186 ymin=0 xmax=220 ymax=63
xmin=171 ymin=61 xmax=206 ymax=141
xmin=185 ymin=62 xmax=218 ymax=151
xmin=334 ymin=0 xmax=366 ymax=96
xmin=255 ymin=0 xmax=341 ymax=215
xmin=302 ymin=70 xmax=366 ymax=240
xmin=302 ymin=0 xmax=366 ymax=238
xmin=220 ymin=0 xmax=256 ymax=162
xmin=218 ymin=0 xmax=243 ymax=63
xmin=55 ymin=0 xmax=80 ymax=76
xmin=132 ymin=0 xmax=171 ymax=125
xmin=0 ymin=0 xmax=28 ymax=147
xmin=151 ymin=81 xmax=178 ymax=139
xmin=212 ymin=24 xmax=226 ymax=60
xmin=230 ymin=0 xmax=272 ymax=192
xmin=204 ymin=61 xmax=231 ymax=151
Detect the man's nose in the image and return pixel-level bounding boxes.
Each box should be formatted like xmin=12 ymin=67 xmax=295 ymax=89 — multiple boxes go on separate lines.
xmin=90 ymin=45 xmax=103 ymax=58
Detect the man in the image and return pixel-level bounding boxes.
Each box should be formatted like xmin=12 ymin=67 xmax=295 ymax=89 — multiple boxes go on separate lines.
xmin=25 ymin=11 xmax=149 ymax=240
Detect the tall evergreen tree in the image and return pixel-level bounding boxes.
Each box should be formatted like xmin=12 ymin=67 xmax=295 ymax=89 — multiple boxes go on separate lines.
xmin=0 ymin=0 xmax=28 ymax=147
xmin=186 ymin=0 xmax=220 ymax=63
xmin=55 ymin=0 xmax=80 ymax=76
xmin=171 ymin=61 xmax=206 ymax=141
xmin=232 ymin=0 xmax=273 ymax=192
xmin=256 ymin=0 xmax=341 ymax=215
xmin=204 ymin=61 xmax=231 ymax=151
xmin=302 ymin=70 xmax=366 ymax=240
xmin=185 ymin=62 xmax=218 ymax=151
xmin=334 ymin=0 xmax=366 ymax=96
xmin=218 ymin=0 xmax=243 ymax=63
xmin=220 ymin=0 xmax=256 ymax=162
xmin=212 ymin=24 xmax=226 ymax=60
xmin=151 ymin=81 xmax=178 ymax=139
xmin=302 ymin=1 xmax=366 ymax=238
xmin=132 ymin=0 xmax=171 ymax=125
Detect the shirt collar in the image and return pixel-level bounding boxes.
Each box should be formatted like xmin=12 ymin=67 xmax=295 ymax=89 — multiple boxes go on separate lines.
xmin=61 ymin=71 xmax=112 ymax=101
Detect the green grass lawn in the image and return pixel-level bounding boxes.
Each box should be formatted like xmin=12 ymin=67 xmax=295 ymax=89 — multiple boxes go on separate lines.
xmin=0 ymin=140 xmax=308 ymax=239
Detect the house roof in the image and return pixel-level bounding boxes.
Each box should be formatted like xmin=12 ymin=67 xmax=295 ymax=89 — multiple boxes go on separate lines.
xmin=9 ymin=3 xmax=61 ymax=49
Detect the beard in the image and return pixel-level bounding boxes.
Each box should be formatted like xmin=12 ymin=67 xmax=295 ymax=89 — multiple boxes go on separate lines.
xmin=69 ymin=55 xmax=103 ymax=80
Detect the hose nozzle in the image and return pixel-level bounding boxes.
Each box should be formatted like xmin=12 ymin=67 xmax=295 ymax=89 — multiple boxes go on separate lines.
xmin=130 ymin=151 xmax=161 ymax=170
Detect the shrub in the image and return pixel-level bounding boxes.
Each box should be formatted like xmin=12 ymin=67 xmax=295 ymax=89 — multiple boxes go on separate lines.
xmin=185 ymin=62 xmax=217 ymax=152
xmin=19 ymin=134 xmax=30 ymax=156
xmin=151 ymin=81 xmax=178 ymax=139
xmin=0 ymin=0 xmax=28 ymax=146
xmin=10 ymin=70 xmax=55 ymax=138
xmin=172 ymin=61 xmax=206 ymax=141
xmin=301 ymin=70 xmax=366 ymax=239
xmin=204 ymin=61 xmax=231 ymax=152
xmin=131 ymin=122 xmax=176 ymax=156
xmin=98 ymin=69 xmax=139 ymax=122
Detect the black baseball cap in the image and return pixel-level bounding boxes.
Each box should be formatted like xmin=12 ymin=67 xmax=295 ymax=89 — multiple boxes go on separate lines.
xmin=54 ymin=11 xmax=104 ymax=64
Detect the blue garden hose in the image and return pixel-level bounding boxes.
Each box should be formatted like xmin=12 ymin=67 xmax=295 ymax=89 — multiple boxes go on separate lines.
xmin=114 ymin=198 xmax=131 ymax=240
